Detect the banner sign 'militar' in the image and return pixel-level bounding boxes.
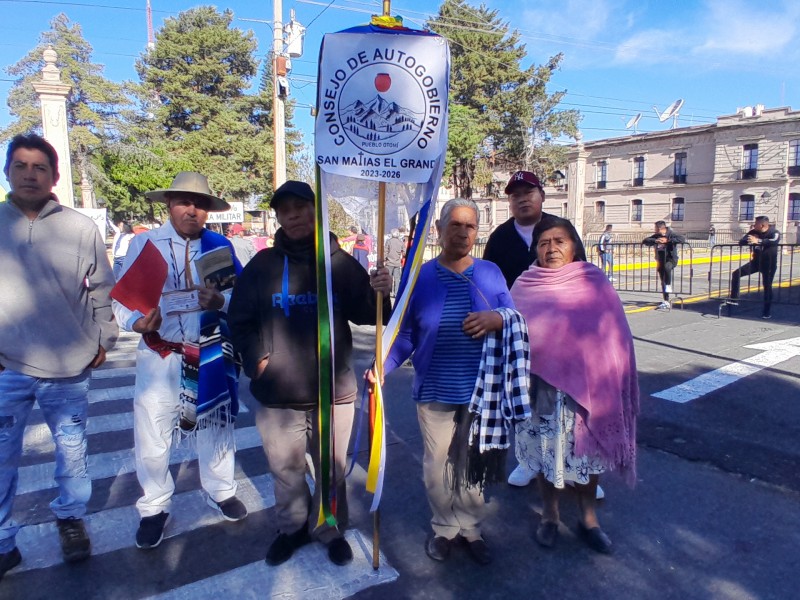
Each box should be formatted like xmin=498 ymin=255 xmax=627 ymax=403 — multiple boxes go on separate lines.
xmin=316 ymin=29 xmax=448 ymax=183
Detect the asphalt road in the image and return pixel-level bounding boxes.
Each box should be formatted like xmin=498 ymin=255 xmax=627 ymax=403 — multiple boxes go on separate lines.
xmin=2 ymin=290 xmax=798 ymax=600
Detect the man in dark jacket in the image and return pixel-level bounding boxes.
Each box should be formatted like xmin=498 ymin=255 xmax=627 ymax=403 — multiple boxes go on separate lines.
xmin=228 ymin=180 xmax=391 ymax=568
xmin=482 ymin=170 xmax=555 ymax=289
xmin=729 ymin=216 xmax=781 ymax=319
xmin=643 ymin=220 xmax=686 ymax=310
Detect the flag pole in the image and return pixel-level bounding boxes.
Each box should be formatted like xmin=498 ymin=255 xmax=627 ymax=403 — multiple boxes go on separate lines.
xmin=371 ymin=0 xmax=392 ymax=574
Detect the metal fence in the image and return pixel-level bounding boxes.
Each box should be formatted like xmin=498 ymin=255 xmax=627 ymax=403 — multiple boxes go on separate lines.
xmin=589 ymin=242 xmax=694 ymax=303
xmin=419 ymin=238 xmax=800 ymax=312
xmin=707 ymin=244 xmax=800 ymax=315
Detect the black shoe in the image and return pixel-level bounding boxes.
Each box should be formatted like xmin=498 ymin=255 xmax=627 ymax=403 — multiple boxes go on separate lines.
xmin=0 ymin=547 xmax=21 ymax=580
xmin=136 ymin=512 xmax=170 ymax=550
xmin=327 ymin=537 xmax=353 ymax=566
xmin=424 ymin=535 xmax=451 ymax=562
xmin=535 ymin=521 xmax=559 ymax=548
xmin=207 ymin=496 xmax=248 ymax=521
xmin=265 ymin=528 xmax=311 ymax=566
xmin=577 ymin=521 xmax=612 ymax=554
xmin=463 ymin=537 xmax=492 ymax=565
xmin=56 ymin=518 xmax=91 ymax=563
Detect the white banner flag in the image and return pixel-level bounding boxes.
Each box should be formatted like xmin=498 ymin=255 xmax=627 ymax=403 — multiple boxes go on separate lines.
xmin=316 ymin=30 xmax=449 ymax=184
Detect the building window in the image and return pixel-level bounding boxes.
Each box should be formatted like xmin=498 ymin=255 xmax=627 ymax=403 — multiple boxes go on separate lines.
xmin=789 ymin=193 xmax=800 ymax=221
xmin=562 ymin=202 xmax=569 ymax=218
xmin=739 ymin=194 xmax=755 ymax=221
xmin=741 ymin=144 xmax=758 ymax=179
xmin=484 ymin=206 xmax=491 ymax=224
xmin=631 ymin=199 xmax=643 ymax=222
xmin=671 ymin=197 xmax=685 ymax=221
xmin=633 ymin=156 xmax=645 ymax=186
xmin=674 ymin=152 xmax=687 ymax=184
xmin=789 ymin=140 xmax=800 ymax=176
xmin=597 ymin=161 xmax=607 ymax=189
xmin=595 ymin=201 xmax=605 ymax=218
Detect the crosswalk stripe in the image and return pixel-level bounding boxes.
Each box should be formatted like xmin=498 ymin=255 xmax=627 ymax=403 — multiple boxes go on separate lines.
xmin=92 ymin=366 xmax=137 ymax=379
xmin=14 ymin=473 xmax=275 ymax=573
xmin=88 ymin=384 xmax=135 ymax=403
xmin=146 ymin=529 xmax=399 ymax=600
xmin=24 ymin=412 xmax=134 ymax=453
xmin=17 ymin=426 xmax=264 ymax=495
xmin=85 ymin=383 xmax=248 ymax=413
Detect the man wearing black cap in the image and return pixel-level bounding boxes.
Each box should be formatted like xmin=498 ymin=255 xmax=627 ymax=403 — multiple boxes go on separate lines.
xmin=483 ymin=171 xmax=554 ymax=489
xmin=483 ymin=170 xmax=555 ymax=289
xmin=228 ymin=180 xmax=392 ymax=567
xmin=482 ymin=171 xmax=604 ymax=498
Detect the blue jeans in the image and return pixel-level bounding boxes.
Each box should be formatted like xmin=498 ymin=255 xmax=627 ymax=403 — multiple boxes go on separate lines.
xmin=0 ymin=369 xmax=91 ymax=552
xmin=600 ymin=251 xmax=614 ymax=278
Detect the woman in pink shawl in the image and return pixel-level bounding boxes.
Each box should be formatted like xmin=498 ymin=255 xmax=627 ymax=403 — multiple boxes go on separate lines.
xmin=511 ymin=217 xmax=638 ymax=554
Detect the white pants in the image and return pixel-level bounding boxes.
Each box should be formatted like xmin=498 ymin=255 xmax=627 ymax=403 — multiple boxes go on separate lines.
xmin=133 ymin=346 xmax=237 ymax=517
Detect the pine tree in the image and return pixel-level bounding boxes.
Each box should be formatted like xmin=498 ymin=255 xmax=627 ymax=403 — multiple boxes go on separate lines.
xmin=136 ymin=7 xmax=270 ymax=202
xmin=428 ymin=0 xmax=580 ymax=197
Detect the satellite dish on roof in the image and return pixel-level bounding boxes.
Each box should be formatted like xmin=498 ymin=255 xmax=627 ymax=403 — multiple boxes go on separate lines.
xmin=652 ymin=99 xmax=684 ymax=129
xmin=625 ymin=113 xmax=642 ymax=134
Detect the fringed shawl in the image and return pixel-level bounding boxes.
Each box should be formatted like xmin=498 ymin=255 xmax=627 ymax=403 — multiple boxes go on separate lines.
xmin=511 ymin=261 xmax=639 ymax=486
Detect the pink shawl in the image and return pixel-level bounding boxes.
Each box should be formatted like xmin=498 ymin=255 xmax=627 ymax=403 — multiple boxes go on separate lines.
xmin=511 ymin=261 xmax=639 ymax=486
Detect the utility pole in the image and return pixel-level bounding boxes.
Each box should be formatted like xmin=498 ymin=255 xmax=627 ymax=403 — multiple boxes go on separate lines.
xmin=273 ymin=0 xmax=287 ymax=188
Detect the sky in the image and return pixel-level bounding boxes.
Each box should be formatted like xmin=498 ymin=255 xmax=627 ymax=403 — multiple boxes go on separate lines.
xmin=2 ymin=0 xmax=800 ymax=168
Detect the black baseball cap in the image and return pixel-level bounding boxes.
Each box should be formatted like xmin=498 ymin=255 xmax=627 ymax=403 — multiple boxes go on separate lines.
xmin=270 ymin=180 xmax=315 ymax=209
xmin=504 ymin=170 xmax=543 ymax=195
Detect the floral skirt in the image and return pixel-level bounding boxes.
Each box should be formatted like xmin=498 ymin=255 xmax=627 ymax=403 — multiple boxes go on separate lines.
xmin=515 ymin=389 xmax=606 ymax=488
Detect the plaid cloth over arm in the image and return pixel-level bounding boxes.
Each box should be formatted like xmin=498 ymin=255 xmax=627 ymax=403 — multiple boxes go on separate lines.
xmin=468 ymin=307 xmax=531 ymax=453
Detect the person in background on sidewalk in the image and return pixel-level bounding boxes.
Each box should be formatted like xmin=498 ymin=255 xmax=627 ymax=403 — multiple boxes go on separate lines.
xmin=227 ymin=223 xmax=255 ymax=266
xmin=708 ymin=224 xmax=716 ymax=247
xmin=109 ymin=220 xmax=135 ymax=280
xmin=113 ymin=172 xmax=248 ymax=552
xmin=0 ymin=134 xmax=118 ymax=576
xmin=643 ymin=221 xmax=685 ymax=310
xmin=512 ymin=217 xmax=639 ymax=555
xmin=729 ymin=216 xmax=781 ymax=319
xmin=482 ymin=171 xmax=605 ymax=499
xmin=385 ymin=228 xmax=405 ymax=297
xmin=228 ymin=180 xmax=391 ymax=568
xmin=599 ymin=224 xmax=614 ymax=282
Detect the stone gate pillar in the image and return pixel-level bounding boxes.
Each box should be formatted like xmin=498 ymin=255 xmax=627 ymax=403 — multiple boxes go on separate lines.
xmin=31 ymin=46 xmax=74 ymax=207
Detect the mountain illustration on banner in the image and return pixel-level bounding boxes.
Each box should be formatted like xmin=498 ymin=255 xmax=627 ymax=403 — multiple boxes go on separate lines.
xmin=340 ymin=93 xmax=423 ymax=142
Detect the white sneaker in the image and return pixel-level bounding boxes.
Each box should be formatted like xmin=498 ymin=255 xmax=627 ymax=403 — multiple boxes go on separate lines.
xmin=608 ymin=277 xmax=615 ymax=282
xmin=507 ymin=464 xmax=536 ymax=487
xmin=656 ymin=301 xmax=670 ymax=310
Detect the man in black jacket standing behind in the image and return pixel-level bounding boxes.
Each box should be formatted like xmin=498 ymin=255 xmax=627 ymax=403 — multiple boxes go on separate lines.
xmin=228 ymin=181 xmax=391 ymax=568
xmin=729 ymin=216 xmax=781 ymax=319
xmin=483 ymin=170 xmax=555 ymax=289
xmin=482 ymin=170 xmax=557 ymax=489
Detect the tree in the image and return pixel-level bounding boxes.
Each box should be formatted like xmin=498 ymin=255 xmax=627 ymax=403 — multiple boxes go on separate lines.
xmin=136 ymin=6 xmax=285 ymax=202
xmin=1 ymin=13 xmax=129 ymax=203
xmin=428 ymin=0 xmax=580 ymax=197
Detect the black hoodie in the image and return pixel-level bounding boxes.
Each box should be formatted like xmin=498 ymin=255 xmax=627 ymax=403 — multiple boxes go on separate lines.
xmin=228 ymin=228 xmax=390 ymax=409
xmin=739 ymin=225 xmax=781 ymax=265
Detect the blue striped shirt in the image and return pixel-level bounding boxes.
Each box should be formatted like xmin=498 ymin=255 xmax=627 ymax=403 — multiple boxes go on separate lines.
xmin=418 ymin=263 xmax=482 ymax=404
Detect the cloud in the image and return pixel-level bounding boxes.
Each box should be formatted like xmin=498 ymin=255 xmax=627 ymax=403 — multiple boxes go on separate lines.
xmin=519 ymin=0 xmax=618 ymax=47
xmin=613 ymin=29 xmax=688 ymax=65
xmin=695 ymin=0 xmax=798 ymax=55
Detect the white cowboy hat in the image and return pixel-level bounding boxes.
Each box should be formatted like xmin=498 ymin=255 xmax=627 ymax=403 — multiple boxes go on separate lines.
xmin=145 ymin=172 xmax=230 ymax=212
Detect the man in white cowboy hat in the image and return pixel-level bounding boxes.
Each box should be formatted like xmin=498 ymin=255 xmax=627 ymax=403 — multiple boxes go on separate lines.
xmin=113 ymin=172 xmax=248 ymax=550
